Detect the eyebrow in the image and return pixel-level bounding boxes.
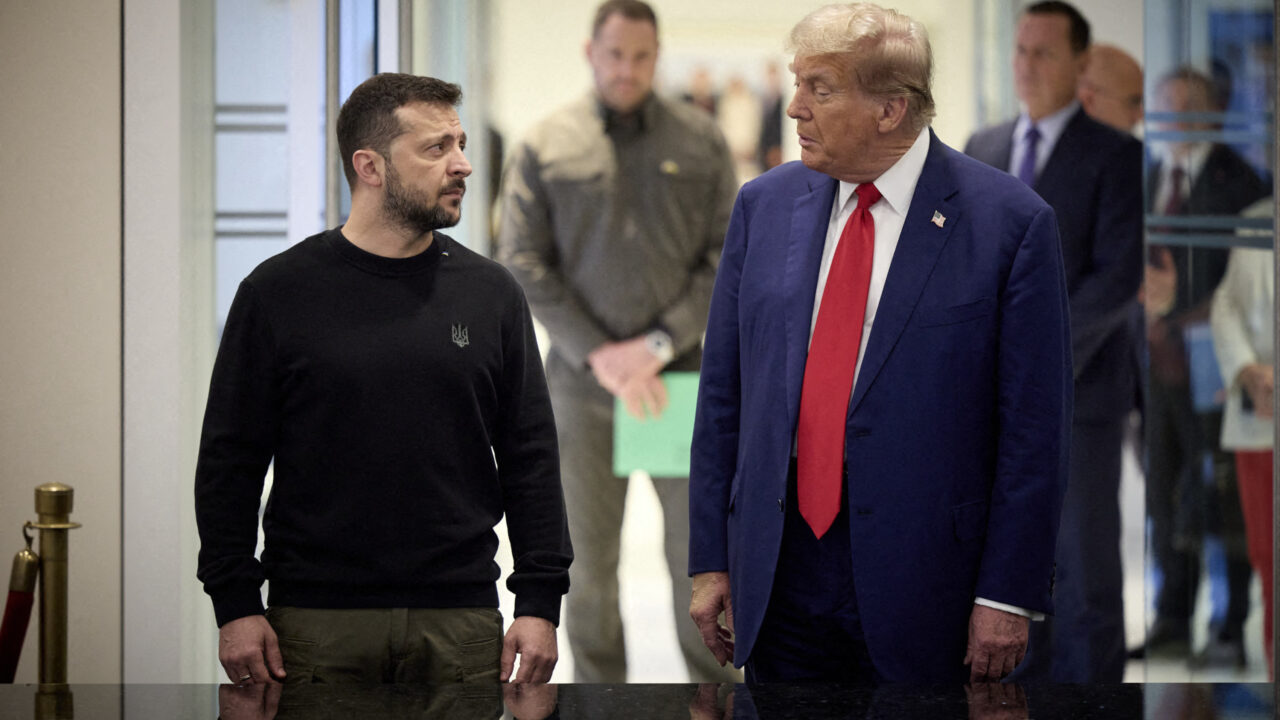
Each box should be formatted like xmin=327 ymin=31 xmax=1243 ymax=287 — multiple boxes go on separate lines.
xmin=796 ymin=68 xmax=841 ymax=86
xmin=422 ymin=130 xmax=466 ymax=147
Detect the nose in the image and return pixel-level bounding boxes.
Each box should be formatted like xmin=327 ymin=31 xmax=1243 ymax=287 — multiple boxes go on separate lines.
xmin=450 ymin=147 xmax=472 ymax=178
xmin=786 ymin=92 xmax=808 ymax=120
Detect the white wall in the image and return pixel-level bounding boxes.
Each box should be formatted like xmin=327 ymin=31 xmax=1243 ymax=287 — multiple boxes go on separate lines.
xmin=0 ymin=0 xmax=123 ymax=684
xmin=1077 ymin=0 xmax=1145 ymax=59
xmin=123 ymin=0 xmax=219 ymax=684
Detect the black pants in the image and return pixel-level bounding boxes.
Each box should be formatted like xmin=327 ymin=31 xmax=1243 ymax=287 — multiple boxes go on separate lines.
xmin=746 ymin=464 xmax=880 ymax=685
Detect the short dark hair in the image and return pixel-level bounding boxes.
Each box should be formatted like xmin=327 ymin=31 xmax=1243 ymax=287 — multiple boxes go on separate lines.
xmin=1024 ymin=1 xmax=1090 ymax=55
xmin=1159 ymin=65 xmax=1221 ymax=113
xmin=336 ymin=73 xmax=462 ymax=188
xmin=591 ymin=0 xmax=657 ymax=39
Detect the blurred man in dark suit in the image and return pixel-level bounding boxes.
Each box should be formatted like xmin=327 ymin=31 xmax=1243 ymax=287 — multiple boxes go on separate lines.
xmin=965 ymin=0 xmax=1143 ymax=683
xmin=1139 ymin=66 xmax=1269 ymax=669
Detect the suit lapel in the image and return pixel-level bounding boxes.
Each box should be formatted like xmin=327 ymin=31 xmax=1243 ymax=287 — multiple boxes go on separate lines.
xmin=851 ymin=134 xmax=959 ymax=413
xmin=784 ymin=174 xmax=839 ymax=426
xmin=988 ymin=124 xmax=1015 ymax=175
xmin=1035 ymin=109 xmax=1086 ymax=196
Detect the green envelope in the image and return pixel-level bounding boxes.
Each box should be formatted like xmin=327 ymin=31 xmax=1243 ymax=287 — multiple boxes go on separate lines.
xmin=612 ymin=371 xmax=700 ymax=478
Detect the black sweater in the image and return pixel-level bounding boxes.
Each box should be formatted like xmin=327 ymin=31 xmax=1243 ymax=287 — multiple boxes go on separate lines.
xmin=195 ymin=229 xmax=571 ymax=627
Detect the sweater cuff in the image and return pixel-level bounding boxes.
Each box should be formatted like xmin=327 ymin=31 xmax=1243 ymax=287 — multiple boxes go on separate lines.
xmin=514 ymin=590 xmax=563 ymax=627
xmin=212 ymin=588 xmax=266 ymax=628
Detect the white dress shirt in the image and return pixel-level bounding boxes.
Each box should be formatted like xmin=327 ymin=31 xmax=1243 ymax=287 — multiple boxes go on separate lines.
xmin=1153 ymin=141 xmax=1211 ymax=214
xmin=808 ymin=127 xmax=928 ymax=384
xmin=807 ymin=127 xmax=1040 ymax=621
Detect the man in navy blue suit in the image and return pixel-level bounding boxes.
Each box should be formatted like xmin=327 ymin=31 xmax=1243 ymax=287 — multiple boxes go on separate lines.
xmin=965 ymin=1 xmax=1144 ymax=682
xmin=688 ymin=2 xmax=1072 ymax=684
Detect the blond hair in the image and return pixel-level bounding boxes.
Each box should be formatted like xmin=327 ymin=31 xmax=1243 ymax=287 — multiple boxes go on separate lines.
xmin=787 ymin=3 xmax=935 ymax=131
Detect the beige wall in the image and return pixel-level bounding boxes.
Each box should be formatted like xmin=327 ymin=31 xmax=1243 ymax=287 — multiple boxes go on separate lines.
xmin=0 ymin=0 xmax=123 ymax=683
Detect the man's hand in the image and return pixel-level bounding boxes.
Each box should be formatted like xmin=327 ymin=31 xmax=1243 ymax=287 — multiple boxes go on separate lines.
xmin=690 ymin=571 xmax=734 ymax=667
xmin=1142 ymin=246 xmax=1177 ymax=320
xmin=501 ymin=616 xmax=558 ymax=683
xmin=688 ymin=682 xmax=734 ymax=720
xmin=219 ymin=615 xmax=286 ymax=684
xmin=587 ymin=337 xmax=665 ymax=396
xmin=619 ymin=373 xmax=669 ymax=420
xmin=1239 ymin=363 xmax=1275 ymax=418
xmin=965 ymin=681 xmax=1029 ymax=720
xmin=502 ymin=681 xmax=559 ymax=720
xmin=964 ymin=605 xmax=1028 ymax=683
xmin=217 ymin=680 xmax=282 ymax=720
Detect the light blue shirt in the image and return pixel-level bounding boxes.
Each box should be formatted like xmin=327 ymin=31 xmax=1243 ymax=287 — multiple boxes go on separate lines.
xmin=1009 ymin=101 xmax=1080 ymax=183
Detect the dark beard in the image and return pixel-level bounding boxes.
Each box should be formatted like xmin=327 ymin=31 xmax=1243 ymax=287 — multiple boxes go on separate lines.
xmin=383 ymin=163 xmax=463 ymax=235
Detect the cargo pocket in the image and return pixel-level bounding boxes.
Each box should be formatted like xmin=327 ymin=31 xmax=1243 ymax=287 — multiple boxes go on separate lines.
xmin=265 ymin=606 xmax=319 ymax=685
xmin=456 ymin=635 xmax=502 ymax=683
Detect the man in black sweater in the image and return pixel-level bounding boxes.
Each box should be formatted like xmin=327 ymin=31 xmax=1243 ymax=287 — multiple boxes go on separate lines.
xmin=195 ymin=74 xmax=571 ymax=685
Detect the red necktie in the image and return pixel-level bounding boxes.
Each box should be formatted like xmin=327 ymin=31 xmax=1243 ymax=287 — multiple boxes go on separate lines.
xmin=797 ymin=182 xmax=880 ymax=538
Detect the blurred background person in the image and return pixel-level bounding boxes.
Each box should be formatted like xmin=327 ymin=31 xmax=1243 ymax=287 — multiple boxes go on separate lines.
xmin=683 ymin=66 xmax=718 ymax=116
xmin=1077 ymin=41 xmax=1147 ymax=476
xmin=757 ymin=61 xmax=785 ymax=172
xmin=1210 ymin=200 xmax=1275 ymax=678
xmin=1138 ymin=65 xmax=1269 ymax=670
xmin=965 ymin=0 xmax=1143 ymax=683
xmin=1078 ymin=43 xmax=1144 ymax=135
xmin=497 ymin=0 xmax=739 ymax=684
xmin=716 ymin=74 xmax=763 ymax=184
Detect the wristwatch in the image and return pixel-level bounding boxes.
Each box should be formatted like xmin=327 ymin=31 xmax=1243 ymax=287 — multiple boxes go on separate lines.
xmin=644 ymin=329 xmax=675 ymax=364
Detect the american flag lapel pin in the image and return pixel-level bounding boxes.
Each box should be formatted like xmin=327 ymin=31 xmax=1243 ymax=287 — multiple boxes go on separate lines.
xmin=931 ymin=210 xmax=946 ymax=228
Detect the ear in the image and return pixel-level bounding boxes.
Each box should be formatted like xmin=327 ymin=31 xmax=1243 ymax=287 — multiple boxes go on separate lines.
xmin=877 ymin=96 xmax=909 ymax=133
xmin=1074 ymin=50 xmax=1090 ymax=78
xmin=351 ymin=149 xmax=385 ymax=189
xmin=1076 ymin=80 xmax=1092 ymax=105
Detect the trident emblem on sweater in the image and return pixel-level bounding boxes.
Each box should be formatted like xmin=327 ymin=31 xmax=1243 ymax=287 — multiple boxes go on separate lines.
xmin=451 ymin=324 xmax=470 ymax=348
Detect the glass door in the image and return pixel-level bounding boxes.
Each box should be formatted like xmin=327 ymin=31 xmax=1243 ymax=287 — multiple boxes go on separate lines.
xmin=1140 ymin=0 xmax=1275 ymax=688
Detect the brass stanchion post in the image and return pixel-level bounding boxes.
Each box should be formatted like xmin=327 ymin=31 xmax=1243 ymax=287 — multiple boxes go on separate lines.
xmin=31 ymin=483 xmax=78 ymax=691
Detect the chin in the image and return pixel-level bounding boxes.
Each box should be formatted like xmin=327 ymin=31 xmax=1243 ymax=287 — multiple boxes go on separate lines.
xmin=608 ymin=94 xmax=642 ymax=113
xmin=798 ymin=151 xmax=826 ymax=174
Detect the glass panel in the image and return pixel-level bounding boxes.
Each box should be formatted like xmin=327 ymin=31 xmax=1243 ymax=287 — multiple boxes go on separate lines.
xmin=214 ymin=0 xmax=376 ymax=332
xmin=411 ymin=0 xmax=493 ymax=254
xmin=1142 ymin=0 xmax=1274 ymax=683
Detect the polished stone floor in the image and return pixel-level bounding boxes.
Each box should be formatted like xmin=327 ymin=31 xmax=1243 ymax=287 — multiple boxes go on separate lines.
xmin=0 ymin=681 xmax=1273 ymax=719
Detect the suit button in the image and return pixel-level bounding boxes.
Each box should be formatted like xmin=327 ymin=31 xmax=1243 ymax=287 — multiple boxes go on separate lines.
xmin=777 ymin=498 xmax=784 ymax=512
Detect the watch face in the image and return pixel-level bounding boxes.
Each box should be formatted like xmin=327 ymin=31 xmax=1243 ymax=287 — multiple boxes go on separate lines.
xmin=646 ymin=332 xmax=673 ymax=361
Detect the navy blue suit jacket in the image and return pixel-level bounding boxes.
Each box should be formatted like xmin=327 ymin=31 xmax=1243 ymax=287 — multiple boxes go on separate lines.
xmin=965 ymin=109 xmax=1143 ymax=422
xmin=689 ymin=132 xmax=1073 ymax=682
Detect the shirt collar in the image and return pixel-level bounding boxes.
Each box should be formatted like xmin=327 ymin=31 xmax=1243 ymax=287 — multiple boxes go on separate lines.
xmin=1157 ymin=140 xmax=1212 ymax=180
xmin=594 ymin=92 xmax=658 ymax=133
xmin=1014 ymin=100 xmax=1079 ymax=154
xmin=836 ymin=127 xmax=931 ymax=216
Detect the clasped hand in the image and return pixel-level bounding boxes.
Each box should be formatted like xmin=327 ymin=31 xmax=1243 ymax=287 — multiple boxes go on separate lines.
xmin=587 ymin=338 xmax=669 ymax=420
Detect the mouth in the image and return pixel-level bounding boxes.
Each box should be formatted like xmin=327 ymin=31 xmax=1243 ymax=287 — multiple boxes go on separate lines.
xmin=441 ymin=182 xmax=466 ymax=199
xmin=796 ymin=133 xmax=816 ymax=149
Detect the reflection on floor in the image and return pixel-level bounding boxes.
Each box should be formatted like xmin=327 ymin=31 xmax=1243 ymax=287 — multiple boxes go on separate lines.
xmin=497 ymin=436 xmax=1270 ymax=684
